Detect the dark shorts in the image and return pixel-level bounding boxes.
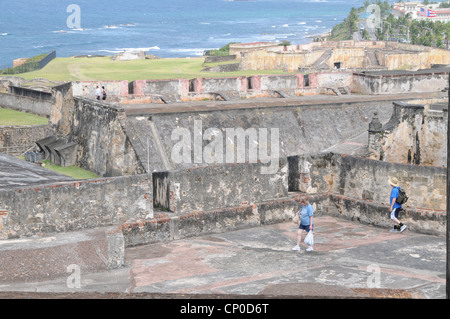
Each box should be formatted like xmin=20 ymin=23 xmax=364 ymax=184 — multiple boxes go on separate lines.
xmin=299 ymin=224 xmax=313 ymax=232
xmin=391 ymin=207 xmax=404 ymax=219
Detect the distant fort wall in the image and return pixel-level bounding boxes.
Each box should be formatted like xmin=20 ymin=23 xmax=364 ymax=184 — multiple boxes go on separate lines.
xmin=235 ymin=40 xmax=450 ymax=72
xmin=352 ymin=69 xmax=449 ymax=95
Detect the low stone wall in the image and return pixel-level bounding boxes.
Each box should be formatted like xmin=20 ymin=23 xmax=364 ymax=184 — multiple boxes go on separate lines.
xmin=0 ymin=174 xmax=153 ymax=239
xmin=122 ymin=197 xmax=302 ymax=247
xmin=0 ymin=91 xmax=53 ymax=117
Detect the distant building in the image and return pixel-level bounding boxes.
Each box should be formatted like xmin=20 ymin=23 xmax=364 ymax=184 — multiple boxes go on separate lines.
xmin=393 ymin=2 xmax=424 ymax=19
xmin=393 ymin=1 xmax=450 ymax=22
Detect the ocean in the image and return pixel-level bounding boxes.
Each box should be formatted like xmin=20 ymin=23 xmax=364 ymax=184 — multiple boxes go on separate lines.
xmin=0 ymin=0 xmax=366 ymax=69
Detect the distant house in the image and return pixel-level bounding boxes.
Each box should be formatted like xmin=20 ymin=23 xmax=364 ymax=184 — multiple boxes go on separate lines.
xmin=393 ymin=1 xmax=424 ymax=19
xmin=393 ymin=1 xmax=450 ymax=22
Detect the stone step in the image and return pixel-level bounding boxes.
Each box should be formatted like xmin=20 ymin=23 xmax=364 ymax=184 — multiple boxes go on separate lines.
xmin=0 ymin=226 xmax=124 ymax=284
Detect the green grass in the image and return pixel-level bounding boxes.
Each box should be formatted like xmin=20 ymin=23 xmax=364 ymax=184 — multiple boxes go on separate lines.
xmin=41 ymin=160 xmax=99 ymax=180
xmin=20 ymin=56 xmax=291 ymax=82
xmin=0 ymin=107 xmax=48 ymax=126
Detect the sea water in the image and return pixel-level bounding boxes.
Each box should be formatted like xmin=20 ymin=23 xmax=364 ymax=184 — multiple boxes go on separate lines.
xmin=0 ymin=0 xmax=365 ymax=69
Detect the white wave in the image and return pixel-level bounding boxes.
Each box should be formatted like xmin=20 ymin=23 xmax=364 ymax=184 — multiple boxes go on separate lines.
xmin=166 ymin=48 xmax=208 ymax=56
xmin=298 ymin=22 xmax=306 ymax=25
xmin=282 ymin=24 xmax=289 ymax=27
xmin=200 ymin=22 xmax=211 ymax=25
xmin=119 ymin=46 xmax=160 ymax=52
xmin=272 ymin=25 xmax=276 ymax=28
xmin=1 ymin=33 xmax=7 ymax=36
xmin=104 ymin=25 xmax=120 ymax=29
xmin=315 ymin=20 xmax=322 ymax=23
xmin=98 ymin=46 xmax=160 ymax=54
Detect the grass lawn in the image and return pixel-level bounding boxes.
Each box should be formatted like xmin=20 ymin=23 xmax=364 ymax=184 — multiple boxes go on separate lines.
xmin=20 ymin=56 xmax=290 ymax=82
xmin=41 ymin=160 xmax=99 ymax=180
xmin=0 ymin=107 xmax=48 ymax=126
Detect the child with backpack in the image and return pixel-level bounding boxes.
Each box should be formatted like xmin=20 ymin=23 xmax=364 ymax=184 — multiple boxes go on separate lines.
xmin=389 ymin=177 xmax=408 ymax=233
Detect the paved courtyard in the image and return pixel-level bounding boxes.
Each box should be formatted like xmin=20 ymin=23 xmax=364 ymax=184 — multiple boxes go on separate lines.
xmin=0 ymin=215 xmax=446 ymax=299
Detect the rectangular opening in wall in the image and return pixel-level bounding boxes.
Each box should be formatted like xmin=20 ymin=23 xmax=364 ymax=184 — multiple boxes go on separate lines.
xmin=334 ymin=62 xmax=342 ymax=69
xmin=247 ymin=77 xmax=253 ymax=90
xmin=304 ymin=74 xmax=310 ymax=87
xmin=189 ymin=79 xmax=195 ymax=92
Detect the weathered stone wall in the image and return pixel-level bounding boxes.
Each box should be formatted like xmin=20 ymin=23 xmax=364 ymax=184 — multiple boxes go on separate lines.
xmin=373 ymin=101 xmax=448 ymax=167
xmin=0 ymin=91 xmax=53 ymax=117
xmin=0 ymin=125 xmax=53 ymax=155
xmin=288 ymin=153 xmax=446 ymax=235
xmin=0 ymin=174 xmax=153 ymax=239
xmin=125 ymin=98 xmax=397 ymax=174
xmin=71 ymin=81 xmax=129 ymax=99
xmin=153 ymin=159 xmax=288 ymax=214
xmin=50 ymin=82 xmax=75 ymax=137
xmin=70 ymin=97 xmax=143 ymax=177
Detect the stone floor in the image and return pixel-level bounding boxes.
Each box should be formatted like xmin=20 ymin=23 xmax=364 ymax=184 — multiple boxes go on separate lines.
xmin=0 ymin=215 xmax=445 ymax=299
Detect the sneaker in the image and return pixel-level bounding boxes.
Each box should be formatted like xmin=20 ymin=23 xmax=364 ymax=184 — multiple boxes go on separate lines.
xmin=390 ymin=228 xmax=400 ymax=233
xmin=292 ymin=245 xmax=300 ymax=251
xmin=306 ymin=246 xmax=313 ymax=252
xmin=400 ymin=224 xmax=407 ymax=232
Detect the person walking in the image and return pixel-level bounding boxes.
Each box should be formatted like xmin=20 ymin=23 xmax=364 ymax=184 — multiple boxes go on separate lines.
xmin=389 ymin=177 xmax=407 ymax=233
xmin=292 ymin=199 xmax=314 ymax=252
xmin=95 ymin=86 xmax=101 ymax=100
xmin=102 ymin=86 xmax=107 ymax=100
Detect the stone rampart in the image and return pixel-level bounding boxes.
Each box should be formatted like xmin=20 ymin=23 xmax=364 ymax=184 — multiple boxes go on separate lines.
xmin=0 ymin=174 xmax=153 ymax=240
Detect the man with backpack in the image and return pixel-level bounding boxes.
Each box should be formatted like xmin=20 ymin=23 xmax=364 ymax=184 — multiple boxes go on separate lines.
xmin=389 ymin=177 xmax=407 ymax=233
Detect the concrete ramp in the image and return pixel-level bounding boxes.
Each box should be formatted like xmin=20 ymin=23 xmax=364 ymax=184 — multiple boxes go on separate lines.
xmin=312 ymin=49 xmax=333 ymax=69
xmin=122 ymin=116 xmax=171 ymax=173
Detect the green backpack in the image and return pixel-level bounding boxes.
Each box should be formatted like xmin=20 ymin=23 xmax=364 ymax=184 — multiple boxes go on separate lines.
xmin=396 ymin=188 xmax=408 ymax=205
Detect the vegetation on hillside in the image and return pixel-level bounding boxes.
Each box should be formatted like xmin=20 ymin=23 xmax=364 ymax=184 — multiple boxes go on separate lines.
xmin=0 ymin=54 xmax=47 ymax=75
xmin=204 ymin=42 xmax=240 ymax=56
xmin=328 ymin=0 xmax=450 ymax=49
xmin=377 ymin=14 xmax=450 ymax=48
